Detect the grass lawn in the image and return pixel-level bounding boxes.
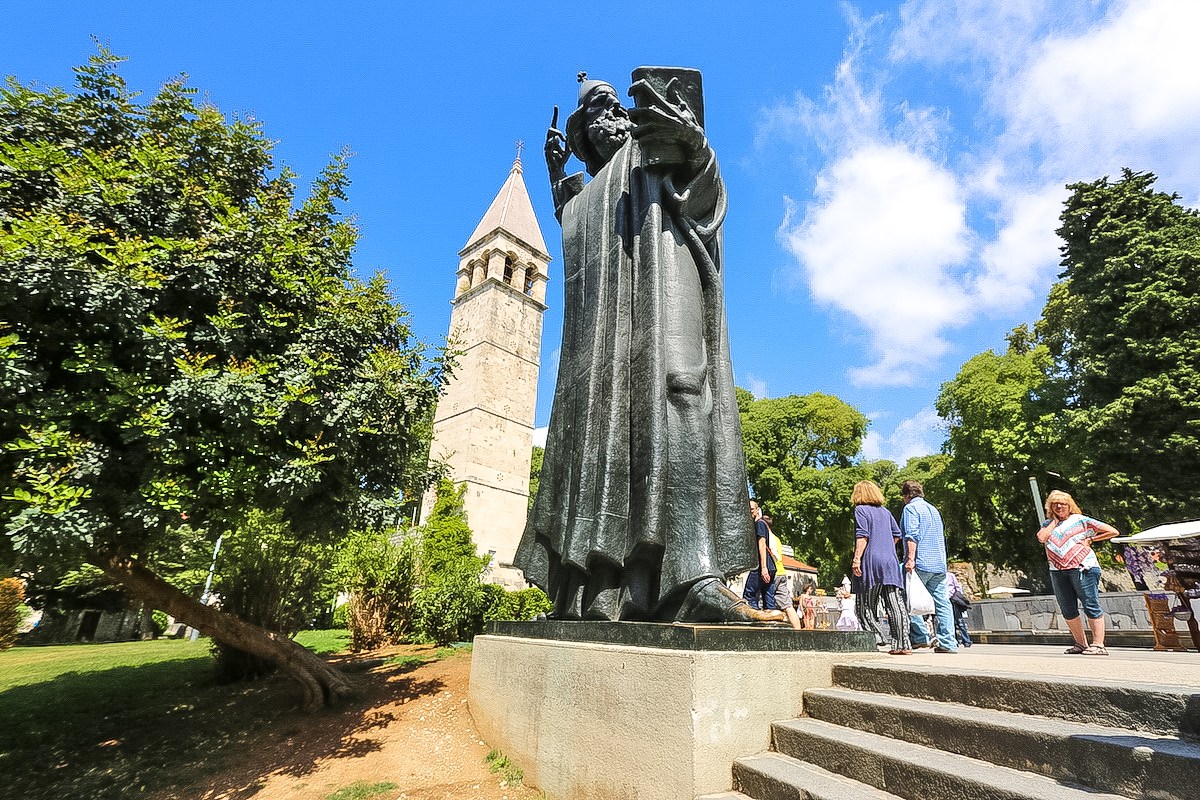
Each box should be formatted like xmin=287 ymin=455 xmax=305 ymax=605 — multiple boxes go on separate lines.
xmin=0 ymin=630 xmax=350 ymax=799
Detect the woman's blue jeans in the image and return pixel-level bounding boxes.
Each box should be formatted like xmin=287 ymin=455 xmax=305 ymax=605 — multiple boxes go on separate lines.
xmin=1050 ymin=566 xmax=1104 ymax=620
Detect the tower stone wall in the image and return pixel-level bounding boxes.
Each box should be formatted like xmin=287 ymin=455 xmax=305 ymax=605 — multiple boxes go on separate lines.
xmin=422 ymin=159 xmax=549 ymax=584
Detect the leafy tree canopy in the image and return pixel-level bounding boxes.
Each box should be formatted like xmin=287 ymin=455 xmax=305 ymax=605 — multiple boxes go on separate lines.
xmin=528 ymin=445 xmax=543 ymax=511
xmin=739 ymin=390 xmax=877 ymax=582
xmin=932 ymin=328 xmax=1066 ymax=579
xmin=1049 ymin=168 xmax=1200 ymax=531
xmin=923 ymin=169 xmax=1200 ymax=581
xmin=0 ymin=47 xmax=447 ymax=707
xmin=421 ymin=478 xmax=484 ymax=576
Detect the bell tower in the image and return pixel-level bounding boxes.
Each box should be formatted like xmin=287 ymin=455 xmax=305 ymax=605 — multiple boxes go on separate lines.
xmin=422 ymin=152 xmax=550 ymax=584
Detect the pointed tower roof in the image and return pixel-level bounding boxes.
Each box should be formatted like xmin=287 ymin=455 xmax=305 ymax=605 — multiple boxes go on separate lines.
xmin=462 ymin=156 xmax=549 ymax=257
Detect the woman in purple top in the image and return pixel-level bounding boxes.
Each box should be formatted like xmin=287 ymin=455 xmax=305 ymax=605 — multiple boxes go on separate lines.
xmin=850 ymin=480 xmax=911 ymax=654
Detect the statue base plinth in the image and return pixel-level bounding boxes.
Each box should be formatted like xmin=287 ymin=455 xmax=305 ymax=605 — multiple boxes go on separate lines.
xmin=468 ymin=622 xmax=882 ymax=799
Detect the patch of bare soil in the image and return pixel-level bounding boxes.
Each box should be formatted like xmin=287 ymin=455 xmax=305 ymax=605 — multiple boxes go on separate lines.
xmin=161 ymin=644 xmax=543 ymax=800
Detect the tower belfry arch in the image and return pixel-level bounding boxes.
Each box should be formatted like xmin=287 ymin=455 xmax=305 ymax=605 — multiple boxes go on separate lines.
xmin=421 ymin=152 xmax=550 ymax=585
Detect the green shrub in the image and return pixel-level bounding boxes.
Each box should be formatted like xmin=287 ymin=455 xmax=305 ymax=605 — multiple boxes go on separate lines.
xmin=480 ymin=582 xmax=514 ymax=622
xmin=331 ymin=529 xmax=420 ymax=651
xmin=0 ymin=578 xmax=27 ymax=649
xmin=331 ymin=602 xmax=350 ymax=629
xmin=422 ymin=480 xmax=479 ymax=575
xmin=407 ymin=480 xmax=492 ymax=645
xmin=511 ymin=587 xmax=552 ymax=620
xmin=412 ymin=559 xmax=486 ymax=645
xmin=151 ymin=610 xmax=169 ymax=635
xmin=211 ymin=511 xmax=336 ymax=681
xmin=482 ymin=585 xmax=552 ymax=623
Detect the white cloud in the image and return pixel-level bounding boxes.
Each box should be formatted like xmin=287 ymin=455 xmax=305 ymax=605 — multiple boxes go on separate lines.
xmin=891 ymin=1 xmax=1090 ymax=75
xmin=773 ymin=0 xmax=1200 ymax=387
xmin=862 ymin=407 xmax=944 ymax=464
xmin=1006 ymin=0 xmax=1200 ymax=172
xmin=860 ymin=429 xmax=884 ymax=462
xmin=781 ymin=144 xmax=973 ymax=386
xmin=896 ymin=0 xmax=1200 ymax=191
xmin=972 ymin=182 xmax=1066 ymax=308
xmin=744 ymin=373 xmax=769 ymax=400
xmin=532 ymin=426 xmax=547 ymax=447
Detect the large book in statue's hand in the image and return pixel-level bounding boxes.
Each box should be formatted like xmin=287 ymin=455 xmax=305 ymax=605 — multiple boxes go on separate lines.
xmin=629 ymin=66 xmax=705 ymax=168
xmin=629 ymin=66 xmax=704 ymax=128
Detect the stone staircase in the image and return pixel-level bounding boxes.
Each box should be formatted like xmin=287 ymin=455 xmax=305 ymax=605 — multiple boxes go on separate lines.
xmin=698 ymin=661 xmax=1200 ymax=800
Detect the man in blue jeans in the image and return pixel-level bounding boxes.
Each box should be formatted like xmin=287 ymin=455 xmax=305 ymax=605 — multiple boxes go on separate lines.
xmin=743 ymin=499 xmax=776 ymax=609
xmin=900 ymin=480 xmax=957 ymax=653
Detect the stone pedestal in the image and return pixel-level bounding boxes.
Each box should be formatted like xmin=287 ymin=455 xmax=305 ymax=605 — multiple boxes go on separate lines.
xmin=468 ymin=622 xmax=882 ymax=800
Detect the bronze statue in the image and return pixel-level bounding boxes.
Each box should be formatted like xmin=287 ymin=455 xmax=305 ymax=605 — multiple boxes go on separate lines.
xmin=514 ymin=68 xmax=783 ymax=624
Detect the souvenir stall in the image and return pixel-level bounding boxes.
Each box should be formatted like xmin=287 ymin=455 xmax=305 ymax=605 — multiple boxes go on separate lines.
xmin=1114 ymin=521 xmax=1200 ymax=651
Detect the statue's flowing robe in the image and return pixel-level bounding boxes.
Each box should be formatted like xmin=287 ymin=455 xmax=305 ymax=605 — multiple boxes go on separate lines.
xmin=514 ymin=138 xmax=756 ymax=620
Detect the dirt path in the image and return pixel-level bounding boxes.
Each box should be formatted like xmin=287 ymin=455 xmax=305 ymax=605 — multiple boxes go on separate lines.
xmin=164 ymin=644 xmax=543 ymax=800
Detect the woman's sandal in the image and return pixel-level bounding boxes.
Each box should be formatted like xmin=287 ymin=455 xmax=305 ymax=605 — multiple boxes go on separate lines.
xmin=1064 ymin=643 xmax=1087 ymax=654
xmin=1082 ymin=644 xmax=1109 ymax=656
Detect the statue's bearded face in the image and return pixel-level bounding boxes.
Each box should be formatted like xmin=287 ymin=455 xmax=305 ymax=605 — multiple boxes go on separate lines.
xmin=584 ymin=88 xmax=633 ymax=163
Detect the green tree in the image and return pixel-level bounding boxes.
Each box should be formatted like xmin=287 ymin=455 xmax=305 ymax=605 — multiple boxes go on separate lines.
xmin=1050 ymin=169 xmax=1200 ymax=531
xmin=887 ymin=453 xmax=950 ymax=516
xmin=421 ymin=479 xmax=484 ymax=576
xmin=0 ymin=50 xmax=446 ymax=708
xmin=528 ymin=445 xmax=543 ymax=510
xmin=739 ymin=390 xmax=872 ymax=582
xmin=933 ymin=327 xmax=1065 ymax=581
xmin=413 ymin=479 xmax=487 ymax=644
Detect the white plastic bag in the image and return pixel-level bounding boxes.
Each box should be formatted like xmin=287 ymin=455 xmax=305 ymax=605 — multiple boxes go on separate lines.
xmin=906 ymin=570 xmax=936 ymax=616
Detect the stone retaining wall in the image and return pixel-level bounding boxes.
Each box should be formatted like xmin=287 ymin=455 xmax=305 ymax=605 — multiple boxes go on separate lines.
xmin=967 ymin=591 xmax=1153 ymax=633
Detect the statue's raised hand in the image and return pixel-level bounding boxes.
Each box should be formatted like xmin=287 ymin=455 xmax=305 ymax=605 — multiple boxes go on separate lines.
xmin=545 ymin=105 xmax=569 ymax=180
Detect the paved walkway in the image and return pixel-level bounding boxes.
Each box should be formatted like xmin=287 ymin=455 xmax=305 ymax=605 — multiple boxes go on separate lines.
xmin=893 ymin=643 xmax=1200 ymax=688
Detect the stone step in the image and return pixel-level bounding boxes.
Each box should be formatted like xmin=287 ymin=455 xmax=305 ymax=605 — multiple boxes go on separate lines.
xmin=803 ymin=686 xmax=1200 ymax=800
xmin=770 ymin=717 xmax=1130 ymax=800
xmin=694 ymin=792 xmax=751 ymax=800
xmin=972 ymin=630 xmax=1155 ymax=648
xmin=831 ymin=661 xmax=1200 ymax=737
xmin=731 ymin=753 xmax=904 ymax=800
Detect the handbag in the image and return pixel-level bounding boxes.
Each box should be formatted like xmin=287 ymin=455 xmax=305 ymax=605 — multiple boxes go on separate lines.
xmin=950 ymin=589 xmax=971 ymax=609
xmin=906 ymin=570 xmax=936 ymax=616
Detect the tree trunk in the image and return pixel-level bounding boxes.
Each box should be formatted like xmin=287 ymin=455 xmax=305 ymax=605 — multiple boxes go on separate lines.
xmin=91 ymin=547 xmax=356 ymax=712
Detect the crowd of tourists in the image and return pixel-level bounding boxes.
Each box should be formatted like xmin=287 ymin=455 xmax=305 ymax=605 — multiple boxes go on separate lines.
xmin=744 ymin=481 xmax=1120 ymax=656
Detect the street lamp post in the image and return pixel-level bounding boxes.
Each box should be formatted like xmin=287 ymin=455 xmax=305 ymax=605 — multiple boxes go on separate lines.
xmin=188 ymin=534 xmax=223 ymax=642
xmin=1028 ymin=475 xmax=1044 ymax=523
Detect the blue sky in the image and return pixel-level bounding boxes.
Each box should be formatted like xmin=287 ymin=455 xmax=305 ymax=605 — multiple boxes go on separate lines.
xmin=6 ymin=1 xmax=1199 ymax=463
